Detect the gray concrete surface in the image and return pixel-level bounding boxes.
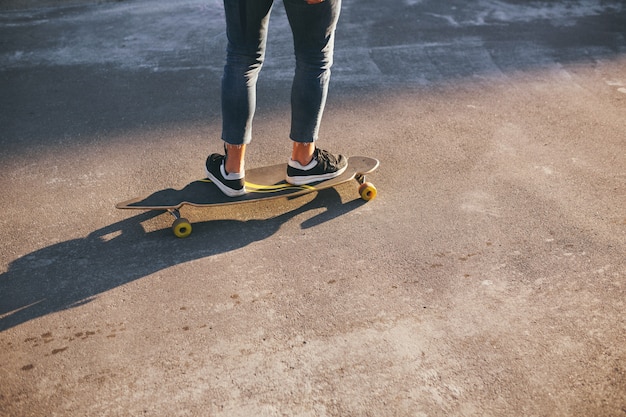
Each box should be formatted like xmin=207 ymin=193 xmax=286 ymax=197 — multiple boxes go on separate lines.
xmin=1 ymin=0 xmax=625 ymax=415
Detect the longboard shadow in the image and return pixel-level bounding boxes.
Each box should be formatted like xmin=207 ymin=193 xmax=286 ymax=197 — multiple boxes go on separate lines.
xmin=0 ymin=188 xmax=367 ymax=332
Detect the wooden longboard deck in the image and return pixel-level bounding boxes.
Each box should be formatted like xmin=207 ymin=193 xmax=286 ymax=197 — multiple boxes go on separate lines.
xmin=116 ymin=156 xmax=378 ymax=210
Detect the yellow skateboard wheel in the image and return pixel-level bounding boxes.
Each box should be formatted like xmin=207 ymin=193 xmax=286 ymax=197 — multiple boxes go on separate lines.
xmin=172 ymin=218 xmax=192 ymax=238
xmin=358 ymin=182 xmax=377 ymax=201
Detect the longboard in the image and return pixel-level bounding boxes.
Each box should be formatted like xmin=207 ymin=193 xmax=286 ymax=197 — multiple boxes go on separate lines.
xmin=116 ymin=156 xmax=379 ymax=237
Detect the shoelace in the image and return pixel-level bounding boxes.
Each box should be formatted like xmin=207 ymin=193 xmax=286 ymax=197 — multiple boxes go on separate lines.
xmin=314 ymin=149 xmax=339 ymax=170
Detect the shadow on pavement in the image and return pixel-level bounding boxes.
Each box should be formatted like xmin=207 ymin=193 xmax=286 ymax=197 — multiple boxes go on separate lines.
xmin=0 ymin=188 xmax=364 ymax=332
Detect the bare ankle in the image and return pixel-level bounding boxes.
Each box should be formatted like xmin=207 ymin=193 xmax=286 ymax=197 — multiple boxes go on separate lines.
xmin=291 ymin=142 xmax=315 ymax=166
xmin=224 ymin=143 xmax=246 ymax=174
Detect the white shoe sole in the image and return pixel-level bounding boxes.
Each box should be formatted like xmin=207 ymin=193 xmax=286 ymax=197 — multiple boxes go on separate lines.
xmin=205 ymin=166 xmax=247 ymax=197
xmin=286 ymin=164 xmax=347 ymax=186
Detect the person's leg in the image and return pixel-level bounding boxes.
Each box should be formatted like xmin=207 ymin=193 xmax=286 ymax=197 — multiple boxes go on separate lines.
xmin=284 ymin=0 xmax=346 ymax=185
xmin=221 ymin=0 xmax=274 ymax=171
xmin=284 ymin=0 xmax=341 ymax=156
xmin=207 ymin=0 xmax=273 ymax=196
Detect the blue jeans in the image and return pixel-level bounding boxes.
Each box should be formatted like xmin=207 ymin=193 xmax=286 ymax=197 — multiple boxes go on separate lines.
xmin=221 ymin=0 xmax=342 ymax=145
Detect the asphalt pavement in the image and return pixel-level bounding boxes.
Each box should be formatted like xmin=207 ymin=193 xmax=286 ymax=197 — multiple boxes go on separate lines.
xmin=1 ymin=1 xmax=625 ymax=416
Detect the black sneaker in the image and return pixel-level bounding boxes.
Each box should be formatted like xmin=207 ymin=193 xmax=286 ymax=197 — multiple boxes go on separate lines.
xmin=286 ymin=148 xmax=348 ymax=185
xmin=204 ymin=154 xmax=246 ymax=197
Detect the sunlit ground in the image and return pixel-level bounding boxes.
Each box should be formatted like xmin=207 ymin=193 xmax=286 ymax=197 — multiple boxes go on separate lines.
xmin=1 ymin=1 xmax=625 ymax=416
